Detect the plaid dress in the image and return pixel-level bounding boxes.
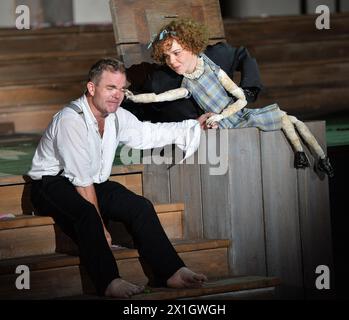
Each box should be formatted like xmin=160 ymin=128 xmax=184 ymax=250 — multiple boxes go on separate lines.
xmin=181 ymin=54 xmax=285 ymax=131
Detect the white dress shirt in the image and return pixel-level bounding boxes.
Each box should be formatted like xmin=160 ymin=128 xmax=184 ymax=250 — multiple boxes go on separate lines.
xmin=28 ymin=95 xmax=201 ymax=187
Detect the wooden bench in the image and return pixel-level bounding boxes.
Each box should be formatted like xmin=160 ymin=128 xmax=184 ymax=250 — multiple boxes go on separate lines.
xmin=224 ymin=13 xmax=349 ymax=119
xmin=0 ymin=25 xmax=116 ymax=133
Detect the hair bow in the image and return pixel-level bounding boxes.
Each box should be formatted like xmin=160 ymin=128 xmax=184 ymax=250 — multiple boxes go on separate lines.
xmin=147 ymin=29 xmax=177 ymax=49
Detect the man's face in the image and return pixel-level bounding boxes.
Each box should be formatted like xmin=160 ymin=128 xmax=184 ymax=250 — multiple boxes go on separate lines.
xmin=163 ymin=39 xmax=198 ymax=75
xmin=88 ymin=70 xmax=127 ymax=117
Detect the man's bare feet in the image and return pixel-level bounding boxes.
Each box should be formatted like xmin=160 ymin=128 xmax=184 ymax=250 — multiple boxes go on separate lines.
xmin=105 ymin=278 xmax=144 ymax=298
xmin=167 ymin=267 xmax=208 ymax=289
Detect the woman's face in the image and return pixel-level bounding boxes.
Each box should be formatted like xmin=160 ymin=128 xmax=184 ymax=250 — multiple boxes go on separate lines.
xmin=162 ymin=39 xmax=198 ymax=75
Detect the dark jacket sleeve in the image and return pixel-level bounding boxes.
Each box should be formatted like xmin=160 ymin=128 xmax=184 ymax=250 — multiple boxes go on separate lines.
xmin=123 ymin=42 xmax=263 ymax=122
xmin=205 ymin=42 xmax=263 ymax=102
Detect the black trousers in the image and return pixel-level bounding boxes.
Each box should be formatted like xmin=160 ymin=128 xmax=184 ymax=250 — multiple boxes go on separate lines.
xmin=30 ymin=175 xmax=185 ymax=295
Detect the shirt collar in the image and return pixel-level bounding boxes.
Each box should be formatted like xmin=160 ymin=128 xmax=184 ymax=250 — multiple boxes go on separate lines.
xmin=74 ymin=95 xmax=115 ymax=125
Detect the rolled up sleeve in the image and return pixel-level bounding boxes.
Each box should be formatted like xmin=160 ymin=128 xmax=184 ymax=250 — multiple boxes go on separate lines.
xmin=117 ymin=107 xmax=201 ymax=157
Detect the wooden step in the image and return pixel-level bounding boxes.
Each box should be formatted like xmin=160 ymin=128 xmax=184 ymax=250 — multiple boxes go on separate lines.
xmin=0 ymin=80 xmax=85 ymax=108
xmin=61 ymin=276 xmax=280 ymax=300
xmin=0 ymin=239 xmax=231 ymax=299
xmin=251 ymin=83 xmax=349 ymax=119
xmin=259 ymin=59 xmax=349 ymax=88
xmin=0 ymin=25 xmax=115 ymax=58
xmin=0 ymin=166 xmax=144 ymax=216
xmin=0 ymin=202 xmax=184 ymax=259
xmin=130 ymin=276 xmax=281 ymax=300
xmin=248 ymin=38 xmax=349 ymax=65
xmin=0 ymin=103 xmax=61 ymax=133
xmin=224 ymin=13 xmax=349 ymax=46
xmin=0 ymin=53 xmax=115 ymax=85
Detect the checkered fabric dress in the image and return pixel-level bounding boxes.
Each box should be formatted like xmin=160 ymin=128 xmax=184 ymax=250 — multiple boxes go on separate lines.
xmin=181 ymin=54 xmax=285 ymax=131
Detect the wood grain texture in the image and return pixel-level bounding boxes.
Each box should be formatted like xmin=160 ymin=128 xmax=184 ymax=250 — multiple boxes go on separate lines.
xmin=260 ymin=129 xmax=304 ymax=299
xmin=200 ymin=128 xmax=266 ymax=276
xmin=169 ymin=158 xmax=203 ymax=239
xmin=296 ymin=121 xmax=334 ymax=299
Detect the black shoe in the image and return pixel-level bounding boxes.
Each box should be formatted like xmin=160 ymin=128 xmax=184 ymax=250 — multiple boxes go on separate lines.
xmin=294 ymin=151 xmax=310 ymax=169
xmin=317 ymin=156 xmax=334 ymax=178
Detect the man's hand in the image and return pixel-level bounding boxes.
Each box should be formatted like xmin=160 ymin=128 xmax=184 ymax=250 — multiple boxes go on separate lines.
xmin=206 ymin=114 xmax=224 ymax=126
xmin=197 ymin=113 xmax=219 ymax=130
xmin=104 ymin=227 xmax=112 ymax=247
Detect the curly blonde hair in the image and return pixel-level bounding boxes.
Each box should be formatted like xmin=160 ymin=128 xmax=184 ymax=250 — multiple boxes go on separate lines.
xmin=151 ymin=18 xmax=209 ymax=64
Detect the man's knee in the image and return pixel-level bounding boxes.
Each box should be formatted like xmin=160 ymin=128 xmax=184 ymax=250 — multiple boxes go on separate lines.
xmin=129 ymin=196 xmax=158 ymax=226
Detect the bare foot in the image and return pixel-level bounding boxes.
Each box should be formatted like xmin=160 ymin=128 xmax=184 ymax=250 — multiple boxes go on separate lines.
xmin=105 ymin=278 xmax=144 ymax=298
xmin=167 ymin=267 xmax=208 ymax=289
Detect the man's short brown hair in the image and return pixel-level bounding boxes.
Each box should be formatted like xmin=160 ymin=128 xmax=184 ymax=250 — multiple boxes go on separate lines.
xmin=88 ymin=58 xmax=126 ymax=85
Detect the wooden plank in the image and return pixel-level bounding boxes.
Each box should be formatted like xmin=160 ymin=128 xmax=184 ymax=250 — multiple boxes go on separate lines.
xmin=0 ymin=225 xmax=55 ymax=259
xmin=0 ymin=239 xmax=230 ymax=274
xmin=118 ymin=247 xmax=229 ymax=288
xmin=0 ymin=184 xmax=33 ymax=215
xmin=0 ymin=246 xmax=230 ymax=299
xmin=260 ymin=129 xmax=304 ymax=299
xmin=154 ymin=203 xmax=184 ymax=212
xmin=297 ymin=121 xmax=334 ymax=299
xmin=0 ymin=81 xmax=85 ymax=108
xmin=109 ymin=207 xmax=184 ymax=245
xmin=0 ymin=209 xmax=186 ymax=259
xmin=253 ymin=84 xmax=349 ymax=119
xmin=132 ymin=276 xmax=280 ymax=300
xmin=0 ymin=215 xmax=53 ymax=230
xmin=0 ymin=26 xmax=115 ymax=57
xmin=0 ymin=122 xmax=14 ymax=135
xmin=0 ymin=25 xmax=113 ymax=38
xmin=0 ymin=266 xmax=84 ymax=299
xmin=109 ymin=173 xmax=143 ymax=196
xmin=226 ymin=128 xmax=266 ymax=276
xmin=110 ymin=0 xmax=224 ymax=44
xmin=0 ymin=241 xmax=230 ymax=299
xmin=0 ymin=165 xmax=144 ymax=186
xmin=169 ymin=157 xmax=203 ymax=239
xmin=143 ymin=164 xmax=170 ymax=204
xmin=200 ymin=128 xmax=266 ymax=276
xmin=224 ymin=13 xmax=349 ymax=46
xmin=0 ymin=54 xmax=108 ymax=84
xmin=247 ymin=39 xmax=349 ymax=65
xmin=111 ymin=0 xmax=224 ymax=66
xmin=259 ymin=60 xmax=349 ymax=88
xmin=0 ymin=172 xmax=144 ymax=215
xmin=157 ymin=210 xmax=183 ymax=239
xmin=0 ymin=103 xmax=61 ymax=133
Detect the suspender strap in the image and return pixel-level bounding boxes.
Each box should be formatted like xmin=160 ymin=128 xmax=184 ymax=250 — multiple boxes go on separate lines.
xmin=66 ymin=103 xmax=119 ymax=137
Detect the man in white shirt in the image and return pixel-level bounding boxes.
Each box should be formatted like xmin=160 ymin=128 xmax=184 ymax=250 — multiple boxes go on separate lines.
xmin=28 ymin=58 xmax=209 ymax=298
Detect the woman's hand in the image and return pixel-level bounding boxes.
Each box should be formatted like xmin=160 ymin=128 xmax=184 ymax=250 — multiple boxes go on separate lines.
xmin=197 ymin=113 xmax=219 ymax=129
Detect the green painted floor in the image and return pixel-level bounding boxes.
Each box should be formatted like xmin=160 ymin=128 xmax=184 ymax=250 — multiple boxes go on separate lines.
xmin=1 ymin=117 xmax=348 ymax=177
xmin=326 ymin=116 xmax=349 ymax=147
xmin=0 ymin=135 xmax=123 ymax=177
